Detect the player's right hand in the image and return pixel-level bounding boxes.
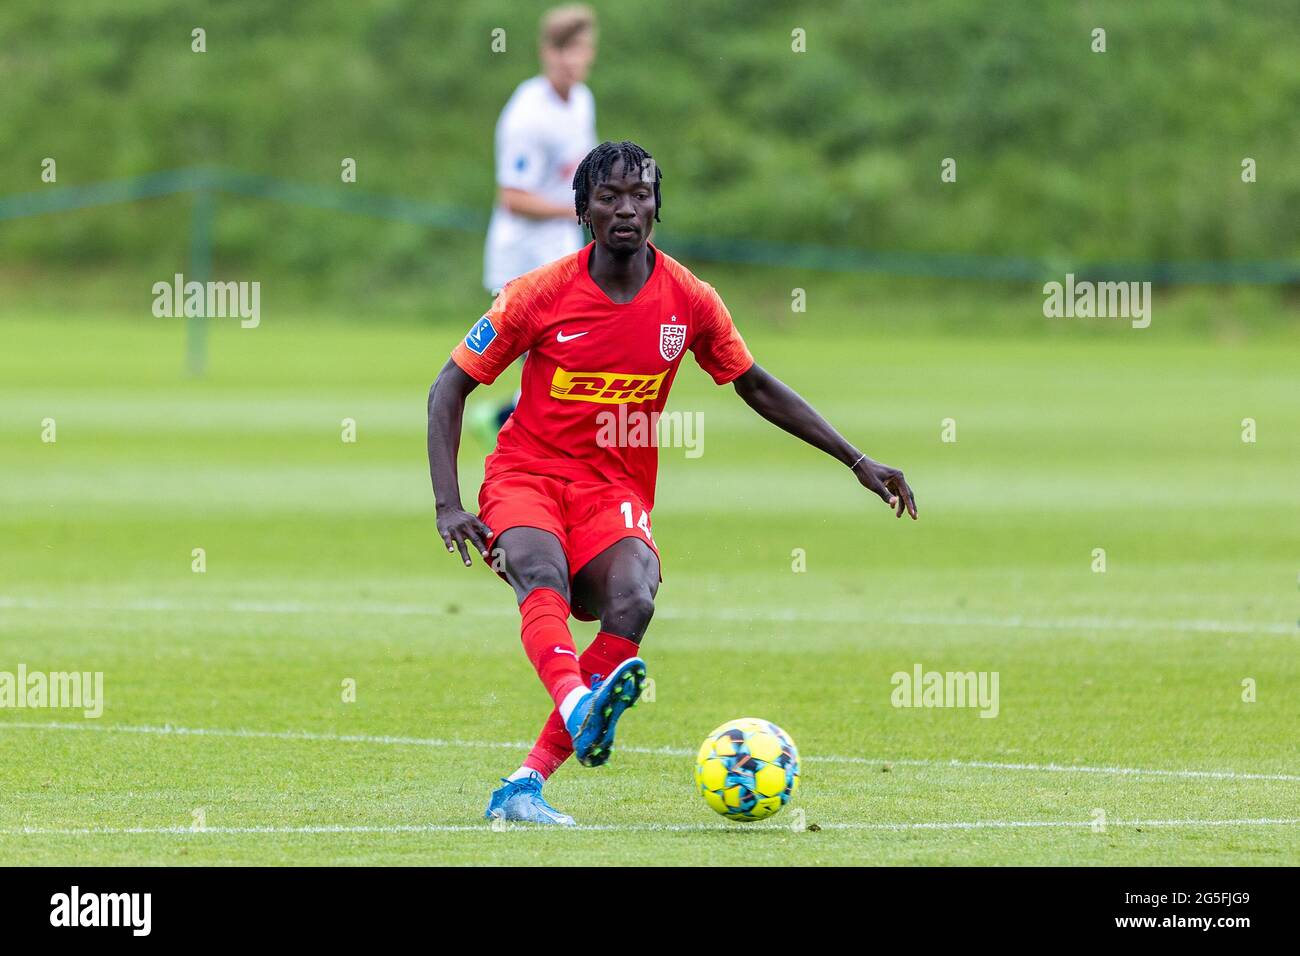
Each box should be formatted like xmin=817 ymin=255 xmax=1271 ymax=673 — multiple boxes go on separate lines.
xmin=436 ymin=506 xmax=494 ymax=567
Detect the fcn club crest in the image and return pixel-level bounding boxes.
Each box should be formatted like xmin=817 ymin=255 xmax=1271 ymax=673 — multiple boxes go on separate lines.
xmin=659 ymin=321 xmax=687 ymax=361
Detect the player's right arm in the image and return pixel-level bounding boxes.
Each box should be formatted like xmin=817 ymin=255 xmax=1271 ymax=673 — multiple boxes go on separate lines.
xmin=428 ymin=359 xmax=493 ymax=566
xmin=428 ymin=279 xmax=546 ymax=565
xmin=498 ymin=187 xmax=573 ymax=220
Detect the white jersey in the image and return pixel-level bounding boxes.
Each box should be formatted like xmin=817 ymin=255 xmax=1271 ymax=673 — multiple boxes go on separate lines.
xmin=483 ymin=76 xmax=596 ymax=292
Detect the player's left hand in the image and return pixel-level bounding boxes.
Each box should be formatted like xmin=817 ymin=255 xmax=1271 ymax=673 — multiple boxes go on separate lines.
xmin=852 ymin=456 xmax=917 ymax=520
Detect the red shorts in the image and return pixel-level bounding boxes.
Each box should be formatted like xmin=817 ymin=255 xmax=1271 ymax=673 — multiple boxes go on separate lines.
xmin=478 ymin=472 xmax=660 ymax=617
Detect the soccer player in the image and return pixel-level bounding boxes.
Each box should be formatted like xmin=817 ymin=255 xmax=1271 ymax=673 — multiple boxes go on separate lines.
xmin=427 ymin=141 xmax=917 ymax=826
xmin=474 ymin=4 xmax=598 ymax=441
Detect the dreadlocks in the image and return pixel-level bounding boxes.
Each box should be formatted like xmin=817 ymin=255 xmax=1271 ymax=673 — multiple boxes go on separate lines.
xmin=572 ymin=140 xmax=662 ymax=226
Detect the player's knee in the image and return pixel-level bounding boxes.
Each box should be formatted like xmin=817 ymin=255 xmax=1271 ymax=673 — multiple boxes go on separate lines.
xmin=515 ymin=561 xmax=569 ymax=602
xmin=602 ymin=588 xmax=656 ymax=638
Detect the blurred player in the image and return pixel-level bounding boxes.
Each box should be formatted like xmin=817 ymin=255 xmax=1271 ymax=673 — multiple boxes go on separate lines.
xmin=428 ymin=141 xmax=917 ymax=825
xmin=472 ymin=4 xmax=598 ymax=443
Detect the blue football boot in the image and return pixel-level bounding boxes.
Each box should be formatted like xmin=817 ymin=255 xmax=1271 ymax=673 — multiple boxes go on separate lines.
xmin=484 ymin=772 xmax=576 ymax=826
xmin=565 ymin=657 xmax=648 ymax=767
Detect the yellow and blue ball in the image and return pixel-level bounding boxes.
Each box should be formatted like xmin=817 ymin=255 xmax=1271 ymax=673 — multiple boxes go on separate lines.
xmin=695 ymin=718 xmax=800 ymax=821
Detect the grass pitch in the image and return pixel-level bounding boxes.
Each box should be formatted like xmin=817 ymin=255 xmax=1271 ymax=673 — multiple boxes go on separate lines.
xmin=1 ymin=313 xmax=1297 ymax=865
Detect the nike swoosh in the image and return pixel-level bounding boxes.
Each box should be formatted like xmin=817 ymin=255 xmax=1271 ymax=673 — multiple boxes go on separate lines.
xmin=553 ymin=646 xmax=578 ymax=659
xmin=556 ymin=330 xmax=589 ymax=342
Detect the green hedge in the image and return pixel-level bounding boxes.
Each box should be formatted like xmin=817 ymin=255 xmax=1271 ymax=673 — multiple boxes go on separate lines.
xmin=2 ymin=0 xmax=1297 ymax=283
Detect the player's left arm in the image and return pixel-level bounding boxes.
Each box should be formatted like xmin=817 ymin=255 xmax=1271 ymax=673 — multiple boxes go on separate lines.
xmin=689 ymin=277 xmax=917 ymax=519
xmin=732 ymin=363 xmax=918 ymax=519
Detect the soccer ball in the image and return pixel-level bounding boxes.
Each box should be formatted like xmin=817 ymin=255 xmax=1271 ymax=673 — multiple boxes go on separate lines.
xmin=694 ymin=717 xmax=800 ymax=821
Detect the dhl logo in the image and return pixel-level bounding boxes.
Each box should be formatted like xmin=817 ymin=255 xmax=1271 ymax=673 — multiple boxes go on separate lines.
xmin=550 ymin=368 xmax=668 ymax=404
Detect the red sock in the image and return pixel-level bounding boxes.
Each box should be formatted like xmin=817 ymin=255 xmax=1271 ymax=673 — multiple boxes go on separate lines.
xmin=523 ymin=630 xmax=642 ymax=778
xmin=519 ymin=589 xmax=585 ymax=710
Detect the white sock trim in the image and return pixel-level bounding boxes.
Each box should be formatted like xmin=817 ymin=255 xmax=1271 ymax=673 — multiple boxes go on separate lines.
xmin=506 ymin=767 xmax=540 ymax=783
xmin=558 ymin=685 xmax=589 ymax=723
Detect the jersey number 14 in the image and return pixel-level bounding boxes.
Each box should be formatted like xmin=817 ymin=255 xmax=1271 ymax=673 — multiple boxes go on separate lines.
xmin=619 ymin=501 xmax=653 ymax=541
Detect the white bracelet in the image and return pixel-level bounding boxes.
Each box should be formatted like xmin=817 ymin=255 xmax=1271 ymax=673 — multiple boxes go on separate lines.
xmin=849 ymin=453 xmax=866 ymax=469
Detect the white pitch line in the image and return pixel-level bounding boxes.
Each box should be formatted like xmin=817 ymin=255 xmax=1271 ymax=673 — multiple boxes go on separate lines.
xmin=3 ymin=718 xmax=1297 ymax=783
xmin=0 ymin=594 xmax=1291 ymax=636
xmin=2 ymin=818 xmax=1298 ymax=837
xmin=0 ymin=719 xmax=526 ymax=751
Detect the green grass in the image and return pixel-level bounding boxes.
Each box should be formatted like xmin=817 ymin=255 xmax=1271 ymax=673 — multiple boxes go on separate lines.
xmin=1 ymin=313 xmax=1297 ymax=865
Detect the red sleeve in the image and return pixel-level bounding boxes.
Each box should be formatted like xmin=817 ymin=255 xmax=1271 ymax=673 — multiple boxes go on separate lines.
xmin=688 ymin=280 xmax=754 ymax=385
xmin=449 ymin=276 xmax=540 ymax=385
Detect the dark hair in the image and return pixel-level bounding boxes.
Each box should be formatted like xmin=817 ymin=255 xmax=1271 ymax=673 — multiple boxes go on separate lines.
xmin=572 ymin=140 xmax=662 ymax=225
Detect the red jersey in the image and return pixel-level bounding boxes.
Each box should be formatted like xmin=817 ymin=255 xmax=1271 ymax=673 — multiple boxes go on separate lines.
xmin=450 ymin=242 xmax=753 ymax=508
